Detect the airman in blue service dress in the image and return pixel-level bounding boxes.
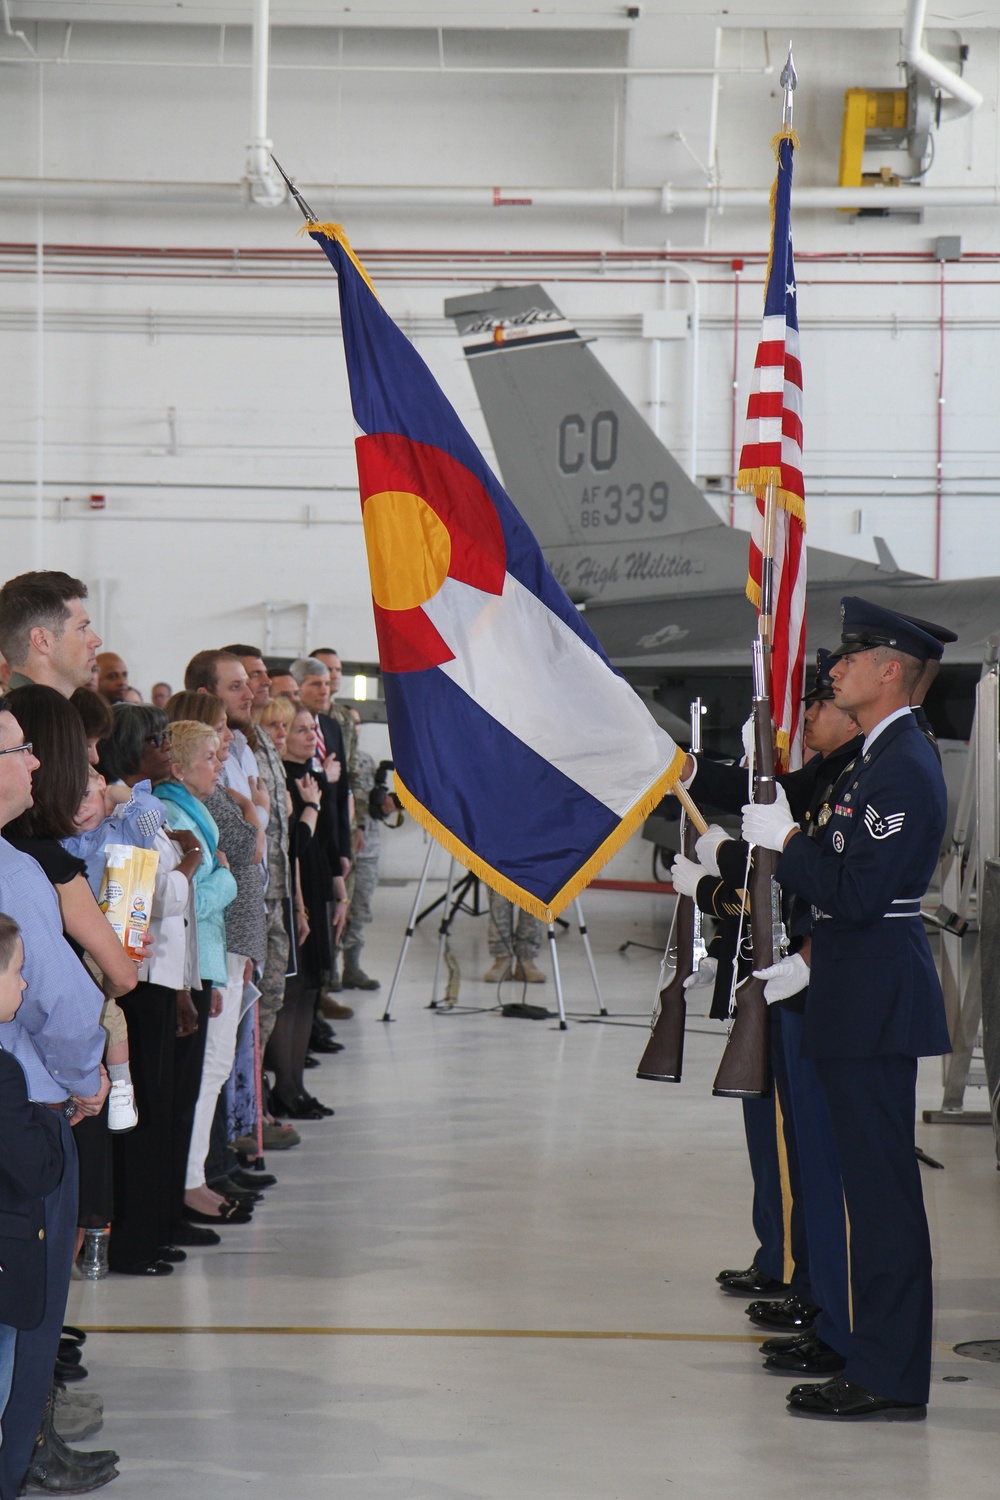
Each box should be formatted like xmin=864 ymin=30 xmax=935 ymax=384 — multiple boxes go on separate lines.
xmin=749 ymin=598 xmax=951 ymax=1420
xmin=683 ymin=650 xmax=861 ymax=1360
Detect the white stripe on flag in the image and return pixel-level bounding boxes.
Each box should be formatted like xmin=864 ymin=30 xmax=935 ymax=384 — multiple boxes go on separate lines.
xmin=757 ymin=365 xmax=785 ymax=393
xmin=423 ymin=573 xmax=677 ymax=817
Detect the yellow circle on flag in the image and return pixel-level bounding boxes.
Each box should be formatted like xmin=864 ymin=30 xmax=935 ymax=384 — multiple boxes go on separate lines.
xmin=363 ymin=490 xmax=452 ymax=612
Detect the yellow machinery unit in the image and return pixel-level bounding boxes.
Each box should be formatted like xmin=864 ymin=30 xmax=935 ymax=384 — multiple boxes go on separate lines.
xmin=838 ymin=87 xmax=910 ymax=190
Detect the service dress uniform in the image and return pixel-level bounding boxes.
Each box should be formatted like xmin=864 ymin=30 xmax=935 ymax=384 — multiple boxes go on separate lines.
xmin=774 ymin=606 xmax=951 ymax=1407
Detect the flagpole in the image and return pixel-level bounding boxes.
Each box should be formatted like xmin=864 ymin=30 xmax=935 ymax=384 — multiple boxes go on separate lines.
xmin=757 ymin=45 xmax=796 ymax=701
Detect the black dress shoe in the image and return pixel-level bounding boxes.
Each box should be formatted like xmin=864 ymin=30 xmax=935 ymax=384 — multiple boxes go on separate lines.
xmin=759 ymin=1330 xmax=816 ymax=1355
xmin=786 ymin=1375 xmax=926 ymax=1421
xmin=763 ymin=1336 xmax=847 ymax=1374
xmin=157 ymin=1245 xmax=187 ymax=1263
xmin=719 ymin=1268 xmax=790 ymax=1297
xmin=114 ymin=1259 xmax=174 ymax=1276
xmin=171 ymin=1221 xmax=221 ymax=1247
xmin=54 ymin=1357 xmax=88 ymax=1384
xmin=57 ymin=1343 xmax=83 ymax=1366
xmin=746 ymin=1295 xmax=820 ymax=1331
xmin=61 ymin=1327 xmax=87 ymax=1347
xmin=309 ymin=1036 xmax=344 ymax=1054
xmin=303 ymin=1054 xmax=320 ymax=1068
xmin=229 ymin=1168 xmax=277 ymax=1190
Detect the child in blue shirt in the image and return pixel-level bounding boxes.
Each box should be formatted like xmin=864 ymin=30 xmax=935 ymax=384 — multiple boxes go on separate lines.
xmin=59 ymin=769 xmax=165 ymax=1134
xmin=62 ymin=768 xmax=165 ymax=899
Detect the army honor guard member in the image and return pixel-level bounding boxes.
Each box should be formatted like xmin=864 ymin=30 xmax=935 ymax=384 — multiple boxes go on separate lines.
xmin=742 ymin=598 xmax=951 ymax=1421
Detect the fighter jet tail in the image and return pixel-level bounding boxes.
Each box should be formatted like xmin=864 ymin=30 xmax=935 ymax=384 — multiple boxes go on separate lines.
xmin=444 ymin=285 xmax=723 ymax=578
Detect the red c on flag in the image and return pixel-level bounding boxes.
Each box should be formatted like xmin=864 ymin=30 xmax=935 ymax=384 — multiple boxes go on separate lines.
xmin=357 ymin=434 xmax=507 ymax=674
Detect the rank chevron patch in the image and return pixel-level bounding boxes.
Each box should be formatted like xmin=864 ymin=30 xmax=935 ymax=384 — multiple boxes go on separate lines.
xmin=864 ymin=805 xmax=906 ymax=840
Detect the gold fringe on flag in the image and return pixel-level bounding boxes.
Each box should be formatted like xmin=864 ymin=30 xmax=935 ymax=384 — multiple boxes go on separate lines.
xmin=394 ymin=745 xmax=689 ymax=923
xmin=297 ymin=221 xmax=381 ymax=301
xmin=735 ymin=476 xmax=807 ymax=527
xmin=762 ymin=127 xmax=801 ymax=294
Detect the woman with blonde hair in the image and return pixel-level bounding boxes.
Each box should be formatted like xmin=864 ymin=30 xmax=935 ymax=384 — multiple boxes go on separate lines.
xmin=164 ymin=695 xmax=267 ymax=1212
xmin=155 ymin=720 xmax=242 ymax=1225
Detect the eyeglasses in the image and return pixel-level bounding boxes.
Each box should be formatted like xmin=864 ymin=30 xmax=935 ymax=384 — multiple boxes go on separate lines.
xmin=0 ymin=741 xmax=33 ymax=758
xmin=145 ymin=731 xmax=171 ymax=748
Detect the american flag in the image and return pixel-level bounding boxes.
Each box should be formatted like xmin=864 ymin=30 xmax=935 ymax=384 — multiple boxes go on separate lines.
xmin=737 ymin=130 xmax=807 ymax=771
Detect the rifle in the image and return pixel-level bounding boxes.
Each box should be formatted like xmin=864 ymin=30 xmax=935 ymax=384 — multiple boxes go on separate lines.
xmin=712 ymin=637 xmax=775 ymax=1099
xmin=636 ymin=699 xmax=705 ymax=1083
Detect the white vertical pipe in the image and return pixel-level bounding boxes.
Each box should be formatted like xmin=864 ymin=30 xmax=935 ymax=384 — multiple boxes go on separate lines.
xmin=248 ymin=0 xmax=283 ymax=204
xmin=34 ymin=60 xmax=44 ymax=568
xmin=251 ymin=0 xmax=269 ymax=150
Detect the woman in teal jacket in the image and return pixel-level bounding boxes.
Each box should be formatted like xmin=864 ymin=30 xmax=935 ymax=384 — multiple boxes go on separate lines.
xmin=155 ymin=721 xmax=236 ymax=986
xmin=155 ymin=720 xmax=240 ymax=1227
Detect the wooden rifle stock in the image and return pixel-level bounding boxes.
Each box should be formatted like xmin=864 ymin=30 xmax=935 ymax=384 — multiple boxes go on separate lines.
xmin=636 ymin=813 xmax=697 ymax=1082
xmin=712 ymin=650 xmax=774 ymax=1099
xmin=637 ymin=699 xmax=705 ymax=1085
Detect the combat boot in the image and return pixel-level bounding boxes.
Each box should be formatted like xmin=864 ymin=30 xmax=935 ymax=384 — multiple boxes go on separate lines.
xmin=341 ymin=948 xmax=380 ymax=990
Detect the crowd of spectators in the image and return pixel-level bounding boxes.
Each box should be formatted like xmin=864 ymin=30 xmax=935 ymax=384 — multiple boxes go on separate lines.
xmin=0 ymin=570 xmax=399 ymax=1496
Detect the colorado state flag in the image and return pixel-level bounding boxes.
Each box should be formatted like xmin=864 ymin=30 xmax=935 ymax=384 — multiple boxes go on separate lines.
xmin=308 ymin=224 xmax=686 ymax=920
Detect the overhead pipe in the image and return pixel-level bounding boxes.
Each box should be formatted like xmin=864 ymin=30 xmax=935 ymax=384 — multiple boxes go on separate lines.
xmin=1 ymin=0 xmax=35 ymax=56
xmin=3 ymin=179 xmax=1000 ymax=212
xmin=246 ymin=0 xmax=284 ymax=207
xmin=902 ymin=0 xmax=982 ymax=124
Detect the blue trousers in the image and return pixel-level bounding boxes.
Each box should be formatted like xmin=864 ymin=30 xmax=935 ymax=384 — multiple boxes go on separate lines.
xmin=0 ymin=1116 xmax=77 ymax=1500
xmin=813 ymin=1053 xmax=933 ymax=1404
xmin=741 ymin=1016 xmax=809 ymax=1294
xmin=778 ymin=1009 xmax=851 ymax=1355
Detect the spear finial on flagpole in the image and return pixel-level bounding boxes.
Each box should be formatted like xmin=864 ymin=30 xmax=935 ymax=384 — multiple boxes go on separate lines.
xmin=270 ymin=154 xmax=317 ymax=223
xmin=780 ymin=42 xmax=797 ymax=129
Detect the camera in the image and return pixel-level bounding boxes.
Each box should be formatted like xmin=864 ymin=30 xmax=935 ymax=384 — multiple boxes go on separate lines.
xmin=369 ymin=760 xmax=402 ymax=825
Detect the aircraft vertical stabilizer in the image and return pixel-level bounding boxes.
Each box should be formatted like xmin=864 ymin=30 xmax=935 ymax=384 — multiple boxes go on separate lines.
xmin=444 ymin=285 xmax=722 ymax=586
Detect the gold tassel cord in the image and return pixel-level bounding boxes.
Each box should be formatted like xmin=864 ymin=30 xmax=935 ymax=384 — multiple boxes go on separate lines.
xmin=395 ymin=745 xmax=688 ymax=923
xmin=298 ymin=220 xmax=381 ymax=302
xmin=762 ymin=127 xmax=801 ymax=296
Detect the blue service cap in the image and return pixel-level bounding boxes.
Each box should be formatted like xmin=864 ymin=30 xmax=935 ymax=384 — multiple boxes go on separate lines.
xmin=802 ymin=647 xmax=837 ymax=702
xmin=831 ymin=597 xmax=946 ymax=664
xmin=893 ymin=610 xmax=958 ymax=647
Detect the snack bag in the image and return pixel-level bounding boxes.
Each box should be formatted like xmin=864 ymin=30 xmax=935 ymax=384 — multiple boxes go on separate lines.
xmin=98 ymin=843 xmax=159 ymax=961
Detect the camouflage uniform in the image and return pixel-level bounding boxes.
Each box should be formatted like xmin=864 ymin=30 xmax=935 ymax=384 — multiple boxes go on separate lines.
xmin=254 ymin=724 xmax=291 ymax=1049
xmin=487 ymin=892 xmax=542 ymax=961
xmin=342 ymin=741 xmax=380 ymax=968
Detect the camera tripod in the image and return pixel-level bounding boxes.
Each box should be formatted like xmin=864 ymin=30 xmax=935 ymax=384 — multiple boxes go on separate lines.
xmin=381 ymin=838 xmax=608 ymax=1028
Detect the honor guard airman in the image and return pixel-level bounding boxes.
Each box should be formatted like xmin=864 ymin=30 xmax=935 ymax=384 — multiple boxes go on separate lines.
xmin=742 ymin=597 xmax=952 ymax=1421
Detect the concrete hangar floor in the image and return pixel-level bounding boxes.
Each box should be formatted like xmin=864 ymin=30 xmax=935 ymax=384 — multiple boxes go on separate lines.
xmin=69 ymin=882 xmax=1000 ymax=1500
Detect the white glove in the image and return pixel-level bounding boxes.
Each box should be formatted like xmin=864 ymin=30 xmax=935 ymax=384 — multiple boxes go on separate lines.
xmin=683 ymin=954 xmax=718 ymax=993
xmin=741 ymin=714 xmax=755 ymax=767
xmin=670 ymin=854 xmax=705 ymax=899
xmin=695 ymin=823 xmax=729 ymax=877
xmin=741 ymin=781 xmax=798 ymax=852
xmin=752 ymin=951 xmax=810 ymax=1003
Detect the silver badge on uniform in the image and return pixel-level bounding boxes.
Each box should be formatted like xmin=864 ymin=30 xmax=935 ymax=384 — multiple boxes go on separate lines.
xmin=832 ymin=830 xmax=845 ymax=853
xmin=817 ymin=805 xmax=832 ymax=827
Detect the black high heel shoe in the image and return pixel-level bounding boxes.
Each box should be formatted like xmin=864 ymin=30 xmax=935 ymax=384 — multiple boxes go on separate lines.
xmin=270 ymin=1091 xmax=332 ymax=1121
xmin=302 ymin=1093 xmax=334 ymax=1117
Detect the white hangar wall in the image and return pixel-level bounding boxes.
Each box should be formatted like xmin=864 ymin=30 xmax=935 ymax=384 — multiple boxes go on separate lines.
xmin=1 ymin=2 xmax=1000 ymax=692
